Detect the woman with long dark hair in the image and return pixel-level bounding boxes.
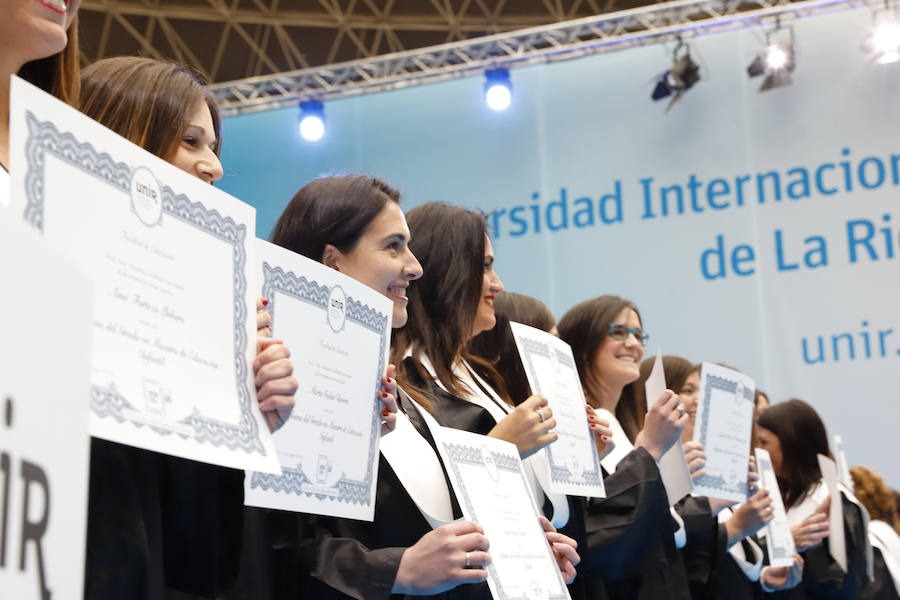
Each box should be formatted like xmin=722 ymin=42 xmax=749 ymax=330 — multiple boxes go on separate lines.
xmin=390 ymin=203 xmax=582 ymax=582
xmin=757 ymin=399 xmax=870 ymax=599
xmin=238 ymin=175 xmax=502 ymax=600
xmin=78 ymin=57 xmax=298 ymax=599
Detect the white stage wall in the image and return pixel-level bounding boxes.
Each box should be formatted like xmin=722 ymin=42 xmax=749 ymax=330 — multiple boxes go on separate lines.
xmin=219 ymin=7 xmax=900 ymax=487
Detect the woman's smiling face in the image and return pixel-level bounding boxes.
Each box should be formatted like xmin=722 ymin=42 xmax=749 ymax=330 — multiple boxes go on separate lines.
xmin=590 ymin=307 xmax=644 ymax=388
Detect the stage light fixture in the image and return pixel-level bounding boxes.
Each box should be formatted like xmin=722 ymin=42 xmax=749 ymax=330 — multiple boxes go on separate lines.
xmin=484 ymin=68 xmax=512 ymax=111
xmin=747 ymin=24 xmax=795 ymax=91
xmin=862 ymin=10 xmax=900 ymax=64
xmin=651 ymin=42 xmax=700 ymax=107
xmin=298 ymin=100 xmax=325 ymax=142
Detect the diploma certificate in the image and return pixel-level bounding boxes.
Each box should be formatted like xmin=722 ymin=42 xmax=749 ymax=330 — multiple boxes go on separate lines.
xmin=691 ymin=362 xmax=755 ymax=502
xmin=244 ymin=240 xmax=391 ymax=520
xmin=8 ymin=77 xmax=278 ymax=472
xmin=755 ymin=448 xmax=797 ymax=568
xmin=509 ymin=322 xmax=605 ymax=498
xmin=433 ymin=427 xmax=572 ymax=600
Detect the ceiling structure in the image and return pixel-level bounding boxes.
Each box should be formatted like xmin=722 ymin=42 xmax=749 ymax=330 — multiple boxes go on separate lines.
xmin=78 ymin=0 xmax=867 ymax=114
xmin=78 ymin=0 xmax=645 ymax=83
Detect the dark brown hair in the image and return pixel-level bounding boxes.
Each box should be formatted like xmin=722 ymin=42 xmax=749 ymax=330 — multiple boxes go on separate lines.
xmin=557 ymin=295 xmax=645 ymax=442
xmin=757 ymin=399 xmax=832 ymax=509
xmin=80 ymin=57 xmax=221 ymax=161
xmin=849 ymin=465 xmax=900 ymax=532
xmin=272 ymin=175 xmax=400 ymax=260
xmin=467 ymin=292 xmax=556 ymax=405
xmin=391 ymin=203 xmax=502 ymax=411
xmin=631 ymin=355 xmax=699 ymax=441
xmin=18 ymin=16 xmax=81 ymax=106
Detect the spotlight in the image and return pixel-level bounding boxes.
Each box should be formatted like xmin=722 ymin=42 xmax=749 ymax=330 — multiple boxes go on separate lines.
xmin=747 ymin=24 xmax=795 ymax=92
xmin=484 ymin=68 xmax=512 ymax=111
xmin=747 ymin=44 xmax=795 ymax=91
xmin=651 ymin=42 xmax=700 ymax=107
xmin=298 ymin=100 xmax=325 ymax=142
xmin=862 ymin=14 xmax=900 ymax=64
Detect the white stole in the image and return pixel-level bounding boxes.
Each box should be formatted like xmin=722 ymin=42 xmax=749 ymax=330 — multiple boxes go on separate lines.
xmin=379 ymin=401 xmax=455 ymax=528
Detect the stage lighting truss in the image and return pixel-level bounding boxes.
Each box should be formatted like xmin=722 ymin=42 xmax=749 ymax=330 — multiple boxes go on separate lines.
xmin=208 ymin=0 xmax=876 ymax=116
xmin=862 ymin=1 xmax=900 ymax=64
xmin=298 ymin=100 xmax=325 ymax=142
xmin=651 ymin=40 xmax=701 ymax=108
xmin=747 ymin=23 xmax=796 ymax=90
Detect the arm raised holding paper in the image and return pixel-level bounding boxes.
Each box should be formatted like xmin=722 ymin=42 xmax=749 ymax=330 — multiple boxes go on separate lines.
xmin=634 ymin=389 xmax=689 ymax=461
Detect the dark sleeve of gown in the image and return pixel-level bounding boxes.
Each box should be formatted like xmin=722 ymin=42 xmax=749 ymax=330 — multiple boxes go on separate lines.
xmin=581 ymin=447 xmax=677 ymax=581
xmin=861 ymin=545 xmax=900 ymax=600
xmin=83 ymin=439 xmax=165 ymax=600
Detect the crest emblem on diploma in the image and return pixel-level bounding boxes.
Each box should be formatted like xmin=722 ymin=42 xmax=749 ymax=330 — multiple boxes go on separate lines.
xmin=327 ymin=285 xmax=347 ymax=333
xmin=129 ymin=166 xmax=163 ymax=227
xmin=480 ymin=445 xmax=500 ymax=482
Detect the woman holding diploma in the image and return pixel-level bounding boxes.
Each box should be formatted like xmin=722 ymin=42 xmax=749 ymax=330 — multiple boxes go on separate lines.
xmin=0 ymin=0 xmax=80 ymax=201
xmin=238 ymin=175 xmax=501 ymax=600
xmin=391 ymin=203 xmax=583 ymax=582
xmin=756 ymin=399 xmax=870 ymax=599
xmin=633 ymin=357 xmax=802 ymax=600
xmin=77 ymin=57 xmax=298 ymax=599
xmin=557 ymin=296 xmax=694 ymax=600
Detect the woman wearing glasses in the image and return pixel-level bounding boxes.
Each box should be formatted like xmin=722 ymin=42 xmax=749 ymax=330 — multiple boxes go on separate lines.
xmin=557 ymin=296 xmax=692 ymax=600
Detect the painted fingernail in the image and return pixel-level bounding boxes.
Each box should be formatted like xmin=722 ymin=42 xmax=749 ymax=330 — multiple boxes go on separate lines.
xmin=262 ymin=298 xmax=269 ymax=306
xmin=381 ymin=391 xmax=388 ymax=398
xmin=602 ymin=436 xmax=610 ymax=442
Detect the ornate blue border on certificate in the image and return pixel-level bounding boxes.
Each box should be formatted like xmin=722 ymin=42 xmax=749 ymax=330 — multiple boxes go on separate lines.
xmin=518 ymin=337 xmax=604 ymax=489
xmin=694 ymin=374 xmax=754 ymax=495
xmin=248 ymin=262 xmax=388 ymax=506
xmin=444 ymin=443 xmax=569 ymax=600
xmin=21 ymin=112 xmax=265 ymax=455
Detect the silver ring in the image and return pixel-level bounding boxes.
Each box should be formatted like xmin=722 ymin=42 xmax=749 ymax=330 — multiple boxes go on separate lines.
xmin=465 ymin=551 xmax=472 ymax=568
xmin=676 ymin=403 xmax=686 ymax=416
xmin=536 ymin=408 xmax=546 ymax=422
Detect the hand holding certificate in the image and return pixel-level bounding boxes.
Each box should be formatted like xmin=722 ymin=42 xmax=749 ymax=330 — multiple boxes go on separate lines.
xmin=509 ymin=322 xmax=605 ymax=498
xmin=245 ymin=240 xmax=392 ymax=520
xmin=755 ymin=448 xmax=797 ymax=567
xmin=644 ymin=350 xmax=693 ymax=505
xmin=433 ymin=426 xmax=572 ymax=600
xmin=692 ymin=362 xmax=755 ymax=502
xmin=8 ymin=77 xmax=278 ymax=472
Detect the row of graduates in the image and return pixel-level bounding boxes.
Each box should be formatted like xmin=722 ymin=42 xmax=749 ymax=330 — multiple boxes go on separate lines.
xmin=2 ymin=15 xmax=894 ymax=600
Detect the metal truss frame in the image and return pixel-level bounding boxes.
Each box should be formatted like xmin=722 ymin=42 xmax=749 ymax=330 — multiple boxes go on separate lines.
xmin=207 ymin=0 xmax=870 ymax=115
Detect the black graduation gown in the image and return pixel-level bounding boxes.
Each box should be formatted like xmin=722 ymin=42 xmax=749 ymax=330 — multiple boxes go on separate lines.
xmin=862 ymin=545 xmax=900 ymax=600
xmin=711 ymin=536 xmax=764 ymax=600
xmin=765 ymin=492 xmax=869 ymax=600
xmin=84 ymin=438 xmax=244 ymax=599
xmin=230 ymin=386 xmax=491 ymax=600
xmin=563 ymin=446 xmax=691 ymax=600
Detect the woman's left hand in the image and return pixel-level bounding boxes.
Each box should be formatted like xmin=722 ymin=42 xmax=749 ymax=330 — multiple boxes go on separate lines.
xmin=761 ymin=553 xmax=804 ymax=591
xmin=683 ymin=440 xmax=707 ymax=481
xmin=586 ymin=404 xmax=615 ymax=460
xmin=380 ymin=364 xmax=399 ymax=436
xmin=539 ymin=516 xmax=579 ymax=584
